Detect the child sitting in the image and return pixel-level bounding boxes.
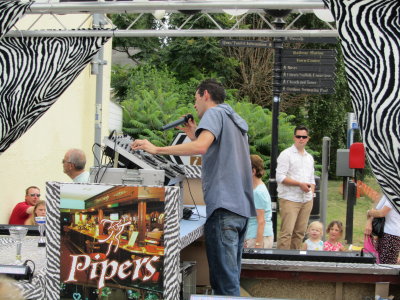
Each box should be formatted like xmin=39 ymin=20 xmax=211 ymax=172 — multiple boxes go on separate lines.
xmin=24 ymin=200 xmax=46 ymax=225
xmin=324 ymin=220 xmax=346 ymax=251
xmin=301 ymin=221 xmax=324 ymax=251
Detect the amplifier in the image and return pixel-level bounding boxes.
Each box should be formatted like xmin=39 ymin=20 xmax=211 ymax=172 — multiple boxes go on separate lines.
xmin=242 ymin=248 xmax=376 ymax=264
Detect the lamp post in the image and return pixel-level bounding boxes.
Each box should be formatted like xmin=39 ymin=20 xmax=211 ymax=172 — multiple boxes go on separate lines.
xmin=265 ymin=9 xmax=291 ymax=241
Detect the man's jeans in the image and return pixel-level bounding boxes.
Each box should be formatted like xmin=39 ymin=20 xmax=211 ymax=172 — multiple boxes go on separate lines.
xmin=204 ymin=208 xmax=248 ymax=296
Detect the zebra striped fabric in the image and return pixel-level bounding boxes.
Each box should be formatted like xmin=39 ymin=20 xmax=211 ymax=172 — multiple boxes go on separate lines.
xmin=184 ymin=165 xmax=202 ymax=179
xmin=45 ymin=181 xmax=61 ymax=300
xmin=0 ymin=0 xmax=31 ymax=41
xmin=324 ymin=0 xmax=400 ymax=213
xmin=0 ymin=35 xmax=110 ymax=153
xmin=163 ymin=186 xmax=181 ymax=300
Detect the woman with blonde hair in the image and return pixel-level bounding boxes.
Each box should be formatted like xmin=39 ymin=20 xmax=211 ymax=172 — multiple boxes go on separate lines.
xmin=24 ymin=200 xmax=46 ymax=225
xmin=301 ymin=221 xmax=324 ymax=251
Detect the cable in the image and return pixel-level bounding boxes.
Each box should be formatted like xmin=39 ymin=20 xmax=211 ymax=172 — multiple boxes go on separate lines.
xmin=95 ymin=131 xmax=121 ymax=183
xmin=92 ymin=143 xmax=104 ymax=183
xmin=98 ymin=160 xmax=113 ymax=183
xmin=112 ymin=130 xmax=118 ymax=166
xmin=96 ymin=146 xmax=113 ymax=183
xmin=185 ymin=177 xmax=205 ymax=220
xmin=92 ymin=143 xmax=102 ymax=168
xmin=23 ymin=259 xmax=35 ymax=283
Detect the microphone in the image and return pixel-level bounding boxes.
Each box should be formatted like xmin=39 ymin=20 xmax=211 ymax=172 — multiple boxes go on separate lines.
xmin=161 ymin=114 xmax=194 ymax=131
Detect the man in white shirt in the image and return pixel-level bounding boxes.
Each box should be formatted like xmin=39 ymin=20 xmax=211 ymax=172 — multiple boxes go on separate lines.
xmin=62 ymin=148 xmax=90 ymax=183
xmin=276 ymin=125 xmax=315 ymax=249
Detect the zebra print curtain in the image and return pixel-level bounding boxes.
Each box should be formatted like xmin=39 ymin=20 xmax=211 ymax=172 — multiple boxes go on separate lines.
xmin=0 ymin=35 xmax=110 ymax=153
xmin=324 ymin=0 xmax=400 ymax=212
xmin=0 ymin=0 xmax=110 ymax=153
xmin=0 ymin=0 xmax=32 ymax=40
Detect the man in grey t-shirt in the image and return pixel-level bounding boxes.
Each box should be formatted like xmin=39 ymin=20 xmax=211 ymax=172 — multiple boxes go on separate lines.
xmin=131 ymin=79 xmax=256 ymax=296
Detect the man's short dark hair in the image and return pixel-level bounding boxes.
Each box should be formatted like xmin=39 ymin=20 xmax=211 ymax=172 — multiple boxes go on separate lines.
xmin=294 ymin=125 xmax=309 ymax=135
xmin=25 ymin=186 xmax=40 ymax=195
xmin=196 ymin=79 xmax=226 ymax=104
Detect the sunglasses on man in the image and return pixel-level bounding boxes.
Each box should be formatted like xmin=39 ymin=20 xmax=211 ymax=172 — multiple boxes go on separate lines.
xmin=295 ymin=135 xmax=308 ymax=139
xmin=29 ymin=193 xmax=41 ymax=197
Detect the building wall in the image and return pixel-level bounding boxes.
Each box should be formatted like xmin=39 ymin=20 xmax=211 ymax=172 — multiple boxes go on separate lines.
xmin=109 ymin=101 xmax=123 ymax=133
xmin=0 ymin=14 xmax=113 ymax=223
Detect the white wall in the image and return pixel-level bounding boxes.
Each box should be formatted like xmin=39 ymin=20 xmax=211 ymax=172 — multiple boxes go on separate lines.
xmin=0 ymin=14 xmax=113 ymax=223
xmin=109 ymin=101 xmax=123 ymax=133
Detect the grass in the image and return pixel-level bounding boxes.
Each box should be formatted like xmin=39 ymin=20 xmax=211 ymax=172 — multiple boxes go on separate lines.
xmin=276 ymin=176 xmax=380 ymax=247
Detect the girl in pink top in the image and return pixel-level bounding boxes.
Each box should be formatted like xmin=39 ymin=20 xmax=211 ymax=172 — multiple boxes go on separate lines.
xmin=323 ymin=220 xmax=346 ymax=251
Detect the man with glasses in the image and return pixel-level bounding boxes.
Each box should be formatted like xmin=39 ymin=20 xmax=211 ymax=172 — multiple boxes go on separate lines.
xmin=276 ymin=125 xmax=315 ymax=250
xmin=9 ymin=186 xmax=40 ymax=225
xmin=62 ymin=148 xmax=90 ymax=183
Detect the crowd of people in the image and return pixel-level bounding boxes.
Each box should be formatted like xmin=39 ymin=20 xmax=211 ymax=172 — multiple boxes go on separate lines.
xmin=241 ymin=125 xmax=347 ymax=253
xmin=6 ymin=78 xmax=399 ymax=297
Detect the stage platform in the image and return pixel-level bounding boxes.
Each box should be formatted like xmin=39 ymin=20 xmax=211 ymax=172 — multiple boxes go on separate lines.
xmin=2 ymin=205 xmax=399 ymax=299
xmin=241 ymin=258 xmax=400 ymax=299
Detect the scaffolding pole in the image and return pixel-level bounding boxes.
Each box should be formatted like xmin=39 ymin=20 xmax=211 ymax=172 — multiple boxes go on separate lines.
xmin=28 ymin=0 xmax=326 ymax=14
xmin=6 ymin=29 xmax=338 ymax=38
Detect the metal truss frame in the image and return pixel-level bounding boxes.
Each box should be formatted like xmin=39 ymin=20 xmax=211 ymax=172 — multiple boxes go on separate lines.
xmin=6 ymin=0 xmax=338 ymax=37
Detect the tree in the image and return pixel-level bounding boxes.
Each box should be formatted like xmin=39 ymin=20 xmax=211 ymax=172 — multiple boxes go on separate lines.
xmin=155 ymin=36 xmax=239 ymax=83
xmin=227 ymin=99 xmax=296 ymax=175
xmin=110 ymin=13 xmax=163 ymax=64
xmin=120 ymin=65 xmax=196 ymax=147
xmin=119 ymin=65 xmax=296 ymax=171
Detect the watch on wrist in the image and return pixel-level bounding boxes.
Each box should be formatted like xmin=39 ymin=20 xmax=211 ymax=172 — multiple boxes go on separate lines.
xmin=255 ymin=242 xmax=261 ymax=246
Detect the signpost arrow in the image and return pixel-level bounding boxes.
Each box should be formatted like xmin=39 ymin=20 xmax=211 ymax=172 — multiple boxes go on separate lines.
xmin=282 ymin=78 xmax=335 ymax=88
xmin=282 ymin=72 xmax=336 ymax=80
xmin=282 ymin=86 xmax=336 ymax=94
xmin=282 ymin=49 xmax=337 ymax=58
xmin=284 ymin=37 xmax=338 ymax=44
xmin=282 ymin=56 xmax=337 ymax=65
xmin=282 ymin=64 xmax=336 ymax=73
xmin=220 ymin=39 xmax=273 ymax=48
